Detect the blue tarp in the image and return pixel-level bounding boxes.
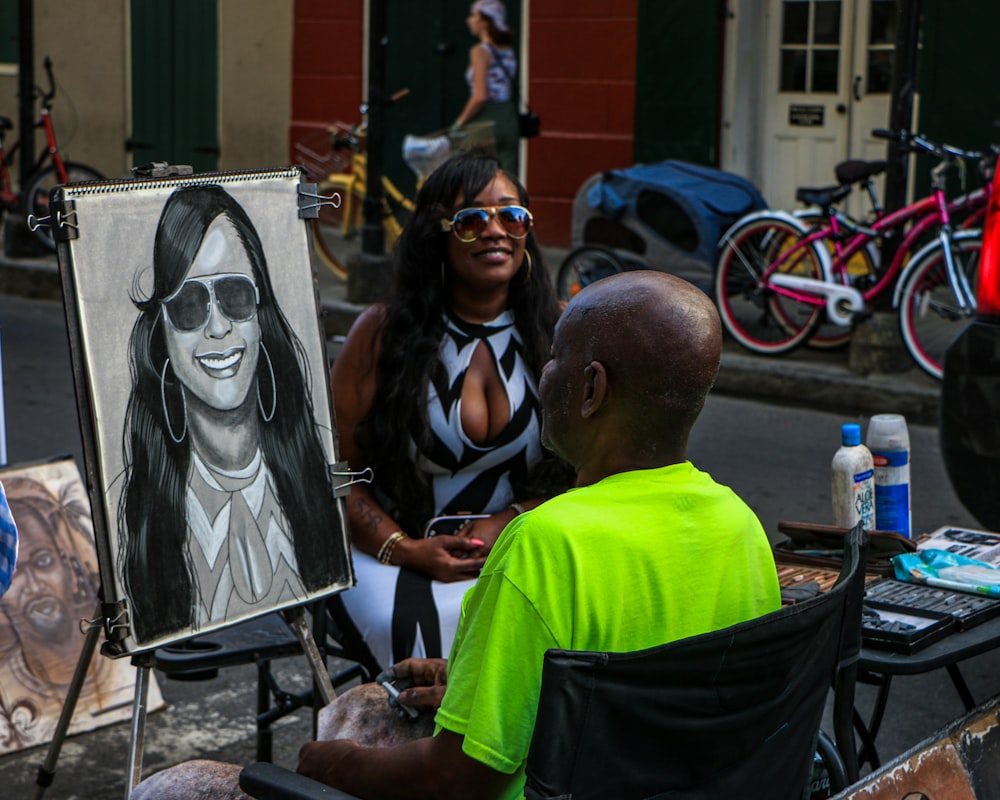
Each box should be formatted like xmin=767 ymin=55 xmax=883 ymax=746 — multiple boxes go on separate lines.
xmin=586 ymin=161 xmax=767 ymax=265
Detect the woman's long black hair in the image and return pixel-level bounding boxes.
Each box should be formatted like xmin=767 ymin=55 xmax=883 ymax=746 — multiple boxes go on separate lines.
xmin=119 ymin=184 xmax=348 ymax=644
xmin=357 ymin=151 xmax=565 ymax=527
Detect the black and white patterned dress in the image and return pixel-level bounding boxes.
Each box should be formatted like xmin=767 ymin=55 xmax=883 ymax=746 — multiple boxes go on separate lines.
xmin=341 ymin=309 xmax=543 ymax=669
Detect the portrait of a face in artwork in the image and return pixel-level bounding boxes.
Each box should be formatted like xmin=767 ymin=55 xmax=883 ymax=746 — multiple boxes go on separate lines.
xmin=117 ymin=184 xmax=349 ymax=646
xmin=0 ymin=464 xmax=161 ymax=753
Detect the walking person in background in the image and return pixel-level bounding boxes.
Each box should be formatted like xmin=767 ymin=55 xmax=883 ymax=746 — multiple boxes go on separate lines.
xmin=452 ymin=0 xmax=520 ymax=174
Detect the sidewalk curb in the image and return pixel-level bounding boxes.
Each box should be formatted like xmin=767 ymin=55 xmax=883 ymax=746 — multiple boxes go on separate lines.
xmin=715 ymin=348 xmax=941 ymax=426
xmin=0 ymin=256 xmax=62 ymax=301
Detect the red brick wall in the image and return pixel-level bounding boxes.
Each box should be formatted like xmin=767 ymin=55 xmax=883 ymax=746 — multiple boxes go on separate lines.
xmin=526 ymin=0 xmax=637 ymax=247
xmin=289 ymin=0 xmax=638 ymax=248
xmin=289 ymin=0 xmax=364 ymax=164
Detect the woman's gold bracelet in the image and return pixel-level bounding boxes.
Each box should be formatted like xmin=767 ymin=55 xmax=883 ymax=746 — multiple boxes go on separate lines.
xmin=377 ymin=531 xmax=406 ymax=565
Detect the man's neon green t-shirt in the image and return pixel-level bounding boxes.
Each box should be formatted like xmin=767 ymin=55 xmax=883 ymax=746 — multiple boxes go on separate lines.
xmin=435 ymin=461 xmax=781 ymax=800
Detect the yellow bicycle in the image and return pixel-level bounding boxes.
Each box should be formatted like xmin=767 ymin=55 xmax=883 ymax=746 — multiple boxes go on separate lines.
xmin=297 ymin=119 xmax=413 ymax=280
xmin=296 ymin=105 xmax=495 ymax=280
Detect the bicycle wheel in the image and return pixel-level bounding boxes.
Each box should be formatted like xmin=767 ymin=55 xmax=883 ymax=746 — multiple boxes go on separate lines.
xmin=556 ymin=245 xmax=625 ymax=302
xmin=897 ymin=231 xmax=981 ymax=380
xmin=310 ymin=176 xmax=361 ymax=281
xmin=24 ymin=161 xmax=104 ymax=250
xmin=714 ymin=215 xmax=826 ymax=354
xmin=311 ymin=219 xmax=350 ymax=280
xmin=795 ymin=210 xmax=879 ymax=350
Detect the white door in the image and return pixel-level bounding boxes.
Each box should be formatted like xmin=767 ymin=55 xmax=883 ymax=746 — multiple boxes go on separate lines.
xmin=758 ymin=0 xmax=896 ymax=211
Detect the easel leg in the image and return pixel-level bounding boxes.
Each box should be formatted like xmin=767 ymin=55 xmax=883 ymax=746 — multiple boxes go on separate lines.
xmin=125 ymin=654 xmax=154 ymax=799
xmin=31 ymin=608 xmax=103 ymax=800
xmin=283 ymin=605 xmax=336 ymax=707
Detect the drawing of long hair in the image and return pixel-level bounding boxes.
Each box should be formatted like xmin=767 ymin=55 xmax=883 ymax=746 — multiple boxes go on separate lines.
xmin=119 ymin=184 xmax=348 ymax=644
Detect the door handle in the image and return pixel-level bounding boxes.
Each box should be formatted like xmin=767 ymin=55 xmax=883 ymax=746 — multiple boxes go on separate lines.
xmin=853 ymin=75 xmax=863 ymax=102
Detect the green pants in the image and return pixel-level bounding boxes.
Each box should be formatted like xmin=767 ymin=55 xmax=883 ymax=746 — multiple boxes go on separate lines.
xmin=468 ymin=101 xmax=519 ymax=175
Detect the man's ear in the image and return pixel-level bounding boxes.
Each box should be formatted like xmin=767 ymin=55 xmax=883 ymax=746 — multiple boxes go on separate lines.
xmin=580 ymin=361 xmax=607 ymax=418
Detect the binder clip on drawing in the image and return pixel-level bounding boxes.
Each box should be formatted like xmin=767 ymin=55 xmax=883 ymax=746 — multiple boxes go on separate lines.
xmin=297 ymin=182 xmax=342 ymax=220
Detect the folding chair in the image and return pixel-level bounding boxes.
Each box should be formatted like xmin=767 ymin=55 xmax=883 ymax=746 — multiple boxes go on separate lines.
xmin=523 ymin=523 xmax=867 ymax=800
xmin=154 ymin=596 xmax=377 ymax=764
xmin=239 ymin=525 xmax=868 ymax=800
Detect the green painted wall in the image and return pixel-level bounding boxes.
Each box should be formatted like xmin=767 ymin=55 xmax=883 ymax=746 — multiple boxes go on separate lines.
xmin=384 ymin=0 xmax=523 ymax=196
xmin=130 ymin=0 xmax=218 ymax=173
xmin=914 ymin=0 xmax=1000 ymax=197
xmin=634 ymin=0 xmax=723 ymax=166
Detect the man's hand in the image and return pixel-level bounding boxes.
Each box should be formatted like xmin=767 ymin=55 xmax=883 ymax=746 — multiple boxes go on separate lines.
xmin=297 ymin=739 xmax=359 ymax=787
xmin=378 ymin=657 xmax=448 ymax=711
xmin=296 ymin=730 xmax=511 ymax=799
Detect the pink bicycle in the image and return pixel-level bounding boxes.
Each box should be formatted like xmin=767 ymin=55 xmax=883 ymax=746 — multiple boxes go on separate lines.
xmin=714 ymin=129 xmax=991 ymax=379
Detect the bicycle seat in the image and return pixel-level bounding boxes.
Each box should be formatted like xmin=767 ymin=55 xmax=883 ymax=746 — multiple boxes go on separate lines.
xmin=0 ymin=116 xmax=12 ymax=132
xmin=796 ymin=184 xmax=852 ymax=209
xmin=835 ymin=159 xmax=887 ymax=185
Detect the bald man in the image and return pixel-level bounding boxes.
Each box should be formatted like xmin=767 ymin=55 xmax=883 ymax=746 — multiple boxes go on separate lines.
xmin=296 ymin=270 xmax=781 ymax=800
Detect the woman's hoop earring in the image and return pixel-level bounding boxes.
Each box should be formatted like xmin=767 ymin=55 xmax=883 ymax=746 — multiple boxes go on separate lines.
xmin=160 ymin=358 xmax=188 ymax=444
xmin=521 ymin=251 xmax=533 ymax=283
xmin=257 ymin=342 xmax=276 ymax=423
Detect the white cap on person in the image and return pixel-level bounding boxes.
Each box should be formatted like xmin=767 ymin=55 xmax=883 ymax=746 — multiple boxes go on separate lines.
xmin=473 ymin=0 xmax=508 ymax=32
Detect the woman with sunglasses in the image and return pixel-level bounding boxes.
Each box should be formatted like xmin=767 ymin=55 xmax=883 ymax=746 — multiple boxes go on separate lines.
xmin=331 ymin=150 xmax=569 ymax=670
xmin=119 ymin=184 xmax=349 ymax=646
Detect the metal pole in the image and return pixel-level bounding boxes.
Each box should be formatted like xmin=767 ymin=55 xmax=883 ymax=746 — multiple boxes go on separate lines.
xmin=362 ymin=0 xmax=387 ymax=257
xmin=883 ymin=0 xmax=922 ymax=212
xmin=878 ymin=0 xmax=923 ymax=308
xmin=17 ymin=0 xmax=34 ymax=192
xmin=125 ymin=655 xmax=154 ymax=799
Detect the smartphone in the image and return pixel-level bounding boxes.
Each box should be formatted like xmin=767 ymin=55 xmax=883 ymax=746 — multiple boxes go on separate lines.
xmin=423 ymin=514 xmax=489 ymax=538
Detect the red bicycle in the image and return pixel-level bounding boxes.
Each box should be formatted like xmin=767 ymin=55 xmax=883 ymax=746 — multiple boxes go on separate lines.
xmin=0 ymin=56 xmax=103 ymax=251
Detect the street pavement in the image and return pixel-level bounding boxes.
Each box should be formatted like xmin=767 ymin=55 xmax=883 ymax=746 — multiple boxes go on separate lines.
xmin=0 ymin=237 xmax=971 ymax=798
xmin=0 ymin=235 xmax=945 ymax=427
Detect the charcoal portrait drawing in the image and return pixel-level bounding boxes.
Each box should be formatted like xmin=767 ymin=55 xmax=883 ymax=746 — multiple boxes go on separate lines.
xmin=93 ymin=180 xmax=348 ymax=649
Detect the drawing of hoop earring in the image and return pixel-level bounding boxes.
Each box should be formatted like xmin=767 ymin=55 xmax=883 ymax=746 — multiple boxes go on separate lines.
xmin=160 ymin=358 xmax=188 ymax=444
xmin=257 ymin=342 xmax=276 ymax=423
xmin=521 ymin=251 xmax=533 ymax=283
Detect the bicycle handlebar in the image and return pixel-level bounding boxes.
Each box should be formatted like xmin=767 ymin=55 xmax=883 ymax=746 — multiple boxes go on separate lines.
xmin=333 ymin=88 xmax=412 ymax=152
xmin=358 ymin=87 xmax=411 ymax=118
xmin=388 ymin=88 xmax=410 ymax=106
xmin=872 ymin=127 xmax=982 ymax=162
xmin=37 ymin=55 xmax=57 ymax=108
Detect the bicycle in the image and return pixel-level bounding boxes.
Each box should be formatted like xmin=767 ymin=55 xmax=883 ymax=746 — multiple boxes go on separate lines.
xmin=0 ymin=56 xmax=104 ymax=251
xmin=714 ymin=129 xmax=991 ymax=379
xmin=553 ymin=164 xmax=884 ymax=314
xmin=296 ymin=94 xmax=495 ymax=280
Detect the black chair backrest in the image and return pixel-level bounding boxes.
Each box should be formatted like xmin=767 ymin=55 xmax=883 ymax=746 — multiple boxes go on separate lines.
xmin=524 ymin=525 xmax=868 ymax=800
